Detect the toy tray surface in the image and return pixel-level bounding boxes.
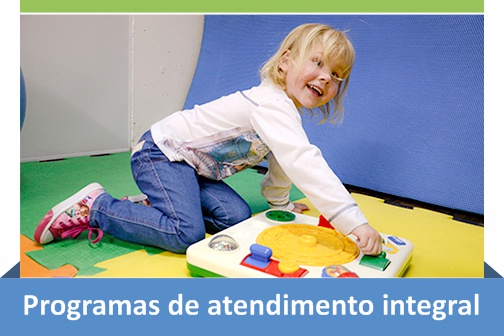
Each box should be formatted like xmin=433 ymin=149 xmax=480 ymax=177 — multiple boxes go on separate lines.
xmin=186 ymin=210 xmax=413 ymax=278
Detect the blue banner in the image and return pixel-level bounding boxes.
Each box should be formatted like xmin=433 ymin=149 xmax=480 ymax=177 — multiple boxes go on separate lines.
xmin=1 ymin=278 xmax=502 ymax=334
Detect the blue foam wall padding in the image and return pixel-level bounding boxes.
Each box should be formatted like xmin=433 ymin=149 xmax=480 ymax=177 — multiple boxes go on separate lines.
xmin=184 ymin=15 xmax=483 ymax=215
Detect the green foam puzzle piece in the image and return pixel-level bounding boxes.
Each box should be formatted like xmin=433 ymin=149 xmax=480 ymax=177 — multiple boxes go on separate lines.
xmin=224 ymin=169 xmax=305 ymax=214
xmin=25 ymin=234 xmax=164 ymax=276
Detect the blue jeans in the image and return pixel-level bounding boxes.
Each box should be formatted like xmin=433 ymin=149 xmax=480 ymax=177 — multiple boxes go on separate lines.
xmin=89 ymin=131 xmax=251 ymax=253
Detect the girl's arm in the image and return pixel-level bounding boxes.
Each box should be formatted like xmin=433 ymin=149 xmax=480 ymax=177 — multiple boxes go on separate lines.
xmin=251 ymin=98 xmax=368 ymax=235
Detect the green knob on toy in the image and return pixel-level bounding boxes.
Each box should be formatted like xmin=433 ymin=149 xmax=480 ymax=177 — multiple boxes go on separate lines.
xmin=265 ymin=210 xmax=296 ymax=222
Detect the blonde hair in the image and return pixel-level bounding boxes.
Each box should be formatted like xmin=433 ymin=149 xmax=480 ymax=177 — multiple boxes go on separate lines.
xmin=261 ymin=23 xmax=355 ymax=124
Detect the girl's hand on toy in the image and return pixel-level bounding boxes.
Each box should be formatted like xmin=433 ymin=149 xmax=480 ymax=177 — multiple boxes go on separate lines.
xmin=292 ymin=202 xmax=310 ymax=213
xmin=350 ymin=224 xmax=382 ymax=256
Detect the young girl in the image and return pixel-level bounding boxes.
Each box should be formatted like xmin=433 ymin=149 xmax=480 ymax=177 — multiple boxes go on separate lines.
xmin=34 ymin=23 xmax=382 ymax=256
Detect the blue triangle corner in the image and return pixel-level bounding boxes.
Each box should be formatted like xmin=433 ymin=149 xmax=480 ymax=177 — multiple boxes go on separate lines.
xmin=484 ymin=262 xmax=503 ymax=278
xmin=1 ymin=262 xmax=20 ymax=278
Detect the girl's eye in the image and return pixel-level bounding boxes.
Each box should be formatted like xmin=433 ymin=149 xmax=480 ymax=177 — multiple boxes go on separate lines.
xmin=331 ymin=73 xmax=344 ymax=82
xmin=312 ymin=58 xmax=345 ymax=83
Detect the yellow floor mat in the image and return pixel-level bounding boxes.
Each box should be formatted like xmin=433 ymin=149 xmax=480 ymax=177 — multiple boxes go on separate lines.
xmin=75 ymin=194 xmax=483 ymax=278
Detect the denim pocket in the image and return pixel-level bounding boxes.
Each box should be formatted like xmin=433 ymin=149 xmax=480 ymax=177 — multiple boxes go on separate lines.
xmin=131 ymin=142 xmax=170 ymax=182
xmin=131 ymin=155 xmax=143 ymax=182
xmin=131 ymin=140 xmax=145 ymax=157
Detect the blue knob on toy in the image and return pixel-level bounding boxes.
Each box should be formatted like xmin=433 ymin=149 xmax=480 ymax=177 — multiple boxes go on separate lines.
xmin=242 ymin=244 xmax=273 ymax=269
xmin=250 ymin=244 xmax=273 ymax=262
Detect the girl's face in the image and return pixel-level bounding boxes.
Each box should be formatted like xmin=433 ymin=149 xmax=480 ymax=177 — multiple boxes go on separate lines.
xmin=280 ymin=44 xmax=343 ymax=109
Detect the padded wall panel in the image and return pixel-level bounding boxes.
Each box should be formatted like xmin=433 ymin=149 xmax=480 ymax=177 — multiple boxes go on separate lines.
xmin=184 ymin=15 xmax=483 ymax=215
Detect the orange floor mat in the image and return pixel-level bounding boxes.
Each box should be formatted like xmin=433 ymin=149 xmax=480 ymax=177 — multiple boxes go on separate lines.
xmin=20 ymin=235 xmax=78 ymax=278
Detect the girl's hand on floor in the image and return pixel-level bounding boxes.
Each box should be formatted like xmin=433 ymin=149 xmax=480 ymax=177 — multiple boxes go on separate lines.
xmin=292 ymin=202 xmax=310 ymax=213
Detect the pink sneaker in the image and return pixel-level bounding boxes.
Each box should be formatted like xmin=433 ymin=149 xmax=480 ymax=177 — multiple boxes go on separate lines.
xmin=34 ymin=183 xmax=105 ymax=245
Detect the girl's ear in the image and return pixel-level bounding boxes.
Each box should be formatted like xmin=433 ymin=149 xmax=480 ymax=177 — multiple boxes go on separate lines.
xmin=279 ymin=50 xmax=290 ymax=73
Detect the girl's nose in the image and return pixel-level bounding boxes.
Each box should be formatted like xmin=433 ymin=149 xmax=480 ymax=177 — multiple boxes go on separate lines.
xmin=319 ymin=71 xmax=332 ymax=85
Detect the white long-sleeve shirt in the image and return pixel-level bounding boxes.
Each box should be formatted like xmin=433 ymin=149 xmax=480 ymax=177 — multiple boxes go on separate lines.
xmin=150 ymin=80 xmax=368 ymax=235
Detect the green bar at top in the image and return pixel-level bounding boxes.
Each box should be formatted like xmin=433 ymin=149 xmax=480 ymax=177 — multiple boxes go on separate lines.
xmin=21 ymin=0 xmax=484 ymax=13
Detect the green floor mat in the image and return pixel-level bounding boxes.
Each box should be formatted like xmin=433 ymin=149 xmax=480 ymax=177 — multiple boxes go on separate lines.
xmin=21 ymin=153 xmax=305 ymax=276
xmin=21 ymin=153 xmax=144 ymax=236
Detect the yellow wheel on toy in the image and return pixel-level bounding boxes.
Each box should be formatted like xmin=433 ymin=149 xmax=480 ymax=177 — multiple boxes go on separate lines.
xmin=256 ymin=224 xmax=359 ymax=266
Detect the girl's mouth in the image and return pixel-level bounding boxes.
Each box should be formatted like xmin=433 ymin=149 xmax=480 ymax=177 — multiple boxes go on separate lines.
xmin=307 ymin=84 xmax=323 ymax=96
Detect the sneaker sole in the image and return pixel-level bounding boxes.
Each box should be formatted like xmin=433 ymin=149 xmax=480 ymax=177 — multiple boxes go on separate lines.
xmin=123 ymin=194 xmax=148 ymax=203
xmin=34 ymin=182 xmax=104 ymax=244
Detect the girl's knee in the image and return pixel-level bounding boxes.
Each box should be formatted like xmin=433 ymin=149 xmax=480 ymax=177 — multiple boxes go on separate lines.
xmin=174 ymin=227 xmax=206 ymax=253
xmin=232 ymin=203 xmax=252 ymax=223
xmin=218 ymin=203 xmax=251 ymax=229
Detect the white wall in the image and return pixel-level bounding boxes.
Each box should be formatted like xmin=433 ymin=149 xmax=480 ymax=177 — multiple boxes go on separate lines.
xmin=130 ymin=15 xmax=204 ymax=145
xmin=20 ymin=15 xmax=204 ymax=162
